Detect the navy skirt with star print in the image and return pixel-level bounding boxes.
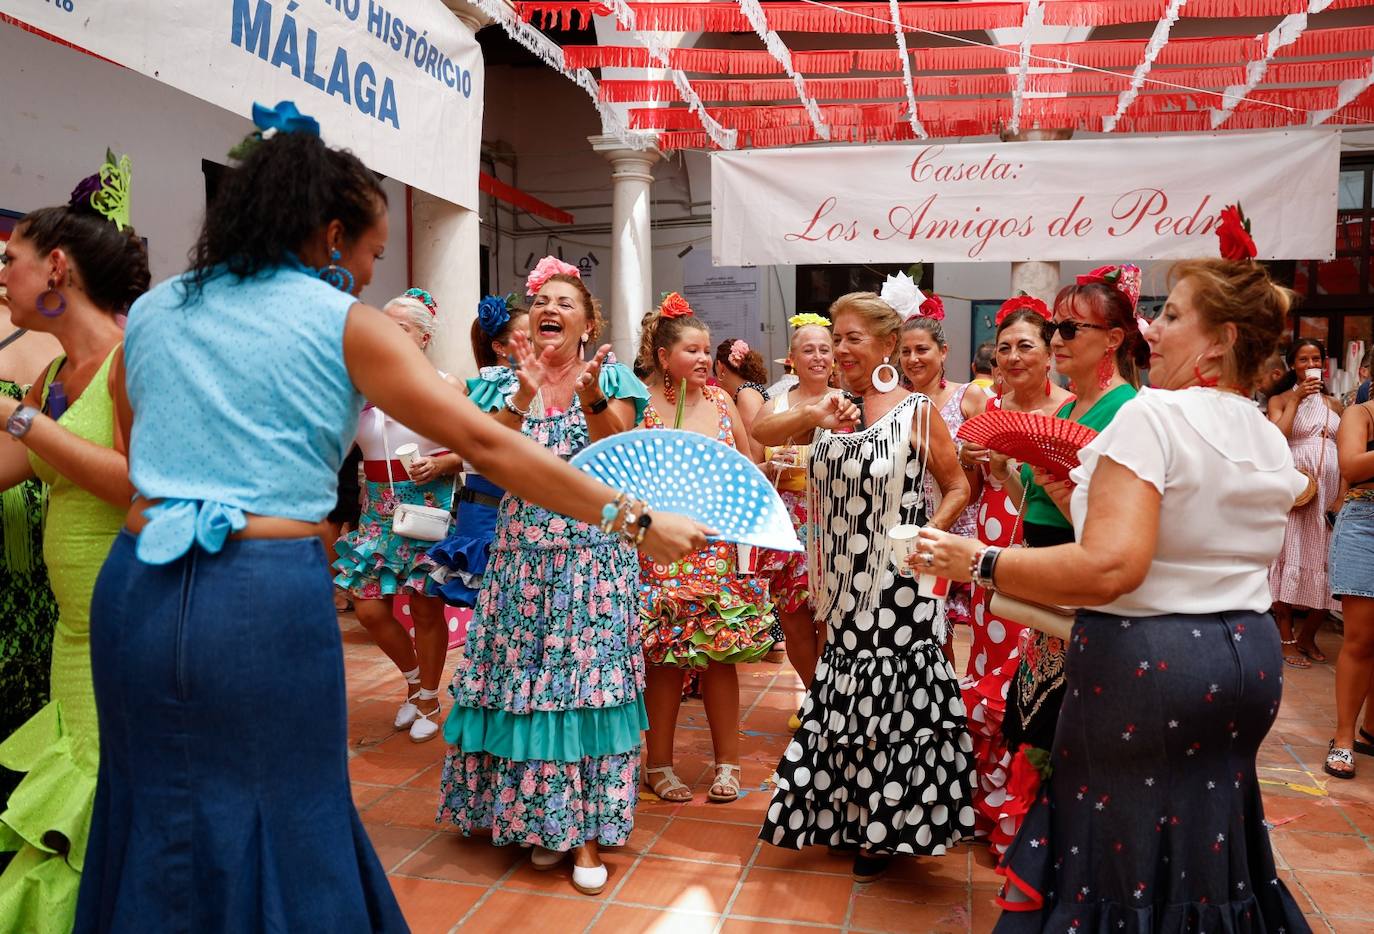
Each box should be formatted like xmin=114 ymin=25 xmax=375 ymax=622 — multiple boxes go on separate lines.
xmin=993 ymin=609 xmax=1311 ymax=934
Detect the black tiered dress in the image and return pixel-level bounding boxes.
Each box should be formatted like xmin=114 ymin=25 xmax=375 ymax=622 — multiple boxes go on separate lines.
xmin=760 ymin=393 xmax=975 ymax=855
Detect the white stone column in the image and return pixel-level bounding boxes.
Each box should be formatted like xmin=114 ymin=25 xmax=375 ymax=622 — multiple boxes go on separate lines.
xmin=412 ymin=191 xmax=481 ymax=378
xmin=1010 ymin=260 xmax=1062 ymax=308
xmin=589 ymin=136 xmax=661 ymax=366
xmin=412 ymin=1 xmax=489 ymax=380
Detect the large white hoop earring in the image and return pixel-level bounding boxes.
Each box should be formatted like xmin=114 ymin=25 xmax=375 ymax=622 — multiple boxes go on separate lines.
xmin=872 ymin=362 xmax=900 ymax=393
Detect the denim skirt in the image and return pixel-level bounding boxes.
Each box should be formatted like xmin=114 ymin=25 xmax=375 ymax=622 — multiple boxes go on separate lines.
xmin=1330 ymin=498 xmax=1374 ymax=599
xmin=75 ymin=532 xmax=408 ymax=933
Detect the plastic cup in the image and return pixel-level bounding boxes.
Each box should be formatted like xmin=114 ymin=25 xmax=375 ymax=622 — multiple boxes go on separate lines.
xmin=737 ymin=544 xmax=757 ymax=575
xmin=888 ymin=524 xmax=922 ymax=578
xmin=1306 ymin=367 xmax=1323 ymax=382
xmin=917 ymin=573 xmax=951 ymax=600
xmin=395 ymin=443 xmax=420 ymax=478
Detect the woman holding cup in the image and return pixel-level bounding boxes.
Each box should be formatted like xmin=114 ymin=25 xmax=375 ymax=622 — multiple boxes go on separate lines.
xmin=1266 ymin=338 xmax=1343 ymax=667
xmin=754 ymin=291 xmax=972 ymax=883
xmin=332 ymin=288 xmax=462 ymax=743
xmin=912 ymin=256 xmax=1309 ymax=933
xmin=750 ymin=313 xmax=835 ymax=703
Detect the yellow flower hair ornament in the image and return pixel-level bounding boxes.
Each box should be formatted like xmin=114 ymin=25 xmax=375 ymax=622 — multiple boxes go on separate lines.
xmin=789 ymin=312 xmax=831 ymax=329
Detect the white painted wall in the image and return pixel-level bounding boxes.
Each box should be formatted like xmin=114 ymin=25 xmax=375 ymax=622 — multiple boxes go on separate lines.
xmin=0 ymin=21 xmax=408 ymax=310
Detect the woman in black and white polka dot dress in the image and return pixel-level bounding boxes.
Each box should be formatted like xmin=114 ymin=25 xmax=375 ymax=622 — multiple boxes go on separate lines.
xmin=753 ymin=291 xmax=975 ymax=883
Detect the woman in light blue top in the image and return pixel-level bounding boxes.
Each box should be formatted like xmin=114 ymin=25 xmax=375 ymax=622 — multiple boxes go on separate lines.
xmin=73 ymin=102 xmax=707 ymax=933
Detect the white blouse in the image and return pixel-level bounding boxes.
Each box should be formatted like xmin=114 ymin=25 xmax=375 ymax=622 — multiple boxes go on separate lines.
xmin=1068 ymin=387 xmax=1308 ymax=617
xmin=354 ymin=403 xmax=447 ymax=461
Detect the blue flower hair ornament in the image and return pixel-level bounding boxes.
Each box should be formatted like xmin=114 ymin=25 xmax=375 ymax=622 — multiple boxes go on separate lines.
xmin=228 ymin=100 xmax=321 ymax=160
xmin=477 ymin=295 xmax=511 ymax=337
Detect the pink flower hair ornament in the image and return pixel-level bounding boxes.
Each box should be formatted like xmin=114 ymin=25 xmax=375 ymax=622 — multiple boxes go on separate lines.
xmin=525 ymin=256 xmax=581 ymax=297
xmin=728 ymin=339 xmax=750 ymax=367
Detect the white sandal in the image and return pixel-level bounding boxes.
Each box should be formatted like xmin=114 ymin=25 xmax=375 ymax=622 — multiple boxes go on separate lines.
xmin=708 ymin=763 xmax=741 ymax=803
xmin=531 ymin=845 xmax=566 ymax=870
xmin=571 ymin=861 xmax=608 ymax=895
xmin=643 ymin=765 xmax=693 ymax=802
xmin=393 ymin=668 xmax=422 ymax=730
xmin=409 ymin=688 xmax=441 ymax=743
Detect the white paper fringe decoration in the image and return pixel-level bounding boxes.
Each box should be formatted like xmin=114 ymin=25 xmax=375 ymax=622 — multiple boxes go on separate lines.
xmin=1103 ymin=0 xmax=1186 ymax=134
xmin=1212 ymin=0 xmax=1336 ymax=128
xmin=736 ymin=0 xmax=831 ymax=139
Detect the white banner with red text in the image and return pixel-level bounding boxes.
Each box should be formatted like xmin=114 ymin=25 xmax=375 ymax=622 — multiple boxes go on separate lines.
xmin=0 ymin=0 xmax=482 ymax=210
xmin=710 ymin=130 xmax=1338 ymax=266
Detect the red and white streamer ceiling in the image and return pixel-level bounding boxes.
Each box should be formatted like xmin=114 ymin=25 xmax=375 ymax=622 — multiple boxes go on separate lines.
xmin=490 ymin=0 xmax=1374 ymax=149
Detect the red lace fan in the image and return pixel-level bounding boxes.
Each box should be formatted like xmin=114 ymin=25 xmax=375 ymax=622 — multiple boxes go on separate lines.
xmin=956 ymin=410 xmax=1098 ymax=481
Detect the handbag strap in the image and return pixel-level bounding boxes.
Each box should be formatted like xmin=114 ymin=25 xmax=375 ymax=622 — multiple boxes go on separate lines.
xmin=378 ymin=409 xmax=459 ymax=509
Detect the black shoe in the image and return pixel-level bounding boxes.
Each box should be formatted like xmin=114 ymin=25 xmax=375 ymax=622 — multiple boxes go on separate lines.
xmin=852 ymin=852 xmax=892 ymax=883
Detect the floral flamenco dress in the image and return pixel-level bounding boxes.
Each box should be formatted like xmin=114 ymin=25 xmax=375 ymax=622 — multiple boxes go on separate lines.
xmin=639 ymin=385 xmax=776 ymax=669
xmin=332 ymin=405 xmax=451 ymax=600
xmin=0 ymin=375 xmax=59 ymax=812
xmin=437 ymin=363 xmax=651 ymax=850
xmin=0 ymin=349 xmax=124 ymax=931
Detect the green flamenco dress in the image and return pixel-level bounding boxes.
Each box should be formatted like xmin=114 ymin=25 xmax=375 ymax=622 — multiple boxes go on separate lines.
xmin=0 ymin=350 xmax=125 ymax=932
xmin=0 ymin=378 xmax=59 ymax=813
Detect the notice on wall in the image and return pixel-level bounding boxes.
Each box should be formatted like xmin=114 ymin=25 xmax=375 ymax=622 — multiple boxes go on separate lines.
xmin=0 ymin=0 xmax=483 ymax=209
xmin=711 ymin=129 xmax=1338 ymax=265
xmin=682 ymin=247 xmax=762 ymax=342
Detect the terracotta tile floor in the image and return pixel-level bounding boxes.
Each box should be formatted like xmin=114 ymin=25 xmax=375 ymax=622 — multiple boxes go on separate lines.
xmin=341 ymin=615 xmax=1374 ymax=933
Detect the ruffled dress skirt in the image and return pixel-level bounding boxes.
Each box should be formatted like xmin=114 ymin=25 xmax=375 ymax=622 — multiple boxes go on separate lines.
xmin=75 ymin=533 xmax=406 ymax=932
xmin=759 ymin=488 xmax=811 ymax=616
xmin=965 ymin=485 xmax=1029 ymax=855
xmin=993 ymin=610 xmax=1310 ymax=934
xmin=760 ymin=578 xmax=975 ymax=855
xmin=427 ymin=474 xmax=505 ymax=607
xmin=438 ymin=497 xmax=647 ymax=850
xmin=332 ymin=476 xmax=447 ymax=599
xmin=640 ymin=542 xmax=776 ymax=668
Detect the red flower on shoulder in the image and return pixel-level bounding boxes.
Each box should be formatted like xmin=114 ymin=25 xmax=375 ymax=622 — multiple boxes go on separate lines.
xmin=1217 ymin=204 xmax=1257 ymax=261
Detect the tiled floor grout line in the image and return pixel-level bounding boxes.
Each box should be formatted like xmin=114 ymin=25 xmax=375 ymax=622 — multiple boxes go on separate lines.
xmin=447 ymin=855 xmax=526 ymax=931
xmin=712 ymin=839 xmax=764 ymax=934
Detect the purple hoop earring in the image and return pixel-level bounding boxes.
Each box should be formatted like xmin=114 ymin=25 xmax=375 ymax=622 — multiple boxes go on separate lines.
xmin=37 ymin=288 xmax=67 ymax=318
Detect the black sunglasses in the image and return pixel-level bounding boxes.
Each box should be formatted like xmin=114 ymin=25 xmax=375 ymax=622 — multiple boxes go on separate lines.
xmin=1047 ymin=320 xmax=1109 ymax=341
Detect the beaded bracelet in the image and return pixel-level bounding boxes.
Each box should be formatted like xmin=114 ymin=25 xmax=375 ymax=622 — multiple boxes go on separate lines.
xmin=505 ymin=395 xmax=530 ymax=418
xmin=599 ymin=493 xmax=630 ymax=534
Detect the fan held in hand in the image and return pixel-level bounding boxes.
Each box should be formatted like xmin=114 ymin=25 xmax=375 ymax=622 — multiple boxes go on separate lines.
xmin=956 ymin=410 xmax=1097 ymax=481
xmin=570 ymin=429 xmax=802 ymax=551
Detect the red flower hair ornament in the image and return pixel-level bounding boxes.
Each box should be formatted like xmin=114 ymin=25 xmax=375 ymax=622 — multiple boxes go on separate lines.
xmin=659 ymin=292 xmax=693 ymax=319
xmin=1076 ymin=264 xmax=1142 ymax=311
xmin=1217 ymin=203 xmax=1258 ymax=261
xmin=995 ymin=293 xmax=1051 ymax=325
xmin=918 ymin=293 xmax=945 ymax=321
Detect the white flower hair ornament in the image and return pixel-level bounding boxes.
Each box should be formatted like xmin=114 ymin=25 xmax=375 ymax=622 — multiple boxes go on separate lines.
xmin=879 ymin=272 xmax=927 ymax=321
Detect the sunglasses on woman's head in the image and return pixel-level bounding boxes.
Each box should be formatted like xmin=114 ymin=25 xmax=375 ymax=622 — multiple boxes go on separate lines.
xmin=1047 ymin=320 xmax=1108 ymax=341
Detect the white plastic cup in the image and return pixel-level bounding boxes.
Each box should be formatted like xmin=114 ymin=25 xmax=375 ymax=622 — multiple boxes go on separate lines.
xmin=917 ymin=573 xmax=951 ymax=600
xmin=395 ymin=443 xmax=420 ymax=478
xmin=737 ymin=544 xmax=757 ymax=575
xmin=888 ymin=524 xmax=922 ymax=578
xmin=1306 ymin=367 xmax=1323 ymax=382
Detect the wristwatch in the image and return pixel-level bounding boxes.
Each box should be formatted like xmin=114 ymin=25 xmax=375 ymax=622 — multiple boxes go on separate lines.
xmin=5 ymin=404 xmax=38 ymax=439
xmin=588 ymin=395 xmax=610 ymax=415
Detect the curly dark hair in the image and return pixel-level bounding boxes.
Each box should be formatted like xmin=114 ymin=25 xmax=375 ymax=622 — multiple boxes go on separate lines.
xmin=18 ymin=206 xmax=150 ymax=314
xmin=184 ymin=132 xmax=386 ymax=297
xmin=715 ymin=338 xmax=768 ymax=384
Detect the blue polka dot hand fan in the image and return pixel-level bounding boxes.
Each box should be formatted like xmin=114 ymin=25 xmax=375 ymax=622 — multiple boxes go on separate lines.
xmin=571 ymin=429 xmax=802 ymax=552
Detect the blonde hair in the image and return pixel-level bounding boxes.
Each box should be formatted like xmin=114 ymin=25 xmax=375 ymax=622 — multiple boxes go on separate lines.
xmin=384 ymin=294 xmax=437 ymax=341
xmin=828 ymin=292 xmax=901 ymax=343
xmin=1168 ymin=259 xmax=1293 ymax=390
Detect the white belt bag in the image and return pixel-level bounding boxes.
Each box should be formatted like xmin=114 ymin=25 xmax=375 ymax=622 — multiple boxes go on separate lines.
xmin=380 ymin=415 xmax=456 ymax=542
